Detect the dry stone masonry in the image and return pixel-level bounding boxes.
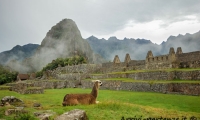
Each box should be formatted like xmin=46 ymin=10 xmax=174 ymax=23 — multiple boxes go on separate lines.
xmin=102 ymin=47 xmax=200 ymax=70
xmin=4 ymin=47 xmax=200 ymax=96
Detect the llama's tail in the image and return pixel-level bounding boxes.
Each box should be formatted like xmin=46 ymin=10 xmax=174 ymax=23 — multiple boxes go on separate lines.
xmin=62 ymin=94 xmax=69 ymax=106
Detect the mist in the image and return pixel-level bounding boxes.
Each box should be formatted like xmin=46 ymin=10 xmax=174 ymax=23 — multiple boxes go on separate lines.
xmin=2 ymin=20 xmax=200 ymax=73
xmin=87 ymin=30 xmax=200 ymax=63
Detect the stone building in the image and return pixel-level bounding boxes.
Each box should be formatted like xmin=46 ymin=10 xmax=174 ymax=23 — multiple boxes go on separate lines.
xmin=17 ymin=74 xmax=29 ymax=81
xmin=145 ymin=47 xmax=177 ymax=69
xmin=102 ymin=47 xmax=200 ymax=70
xmin=113 ymin=55 xmax=121 ymax=66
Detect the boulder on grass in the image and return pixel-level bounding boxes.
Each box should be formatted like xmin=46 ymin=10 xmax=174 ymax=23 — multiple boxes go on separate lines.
xmin=34 ymin=110 xmax=56 ymax=120
xmin=55 ymin=109 xmax=88 ymax=120
xmin=33 ymin=103 xmax=41 ymax=107
xmin=5 ymin=107 xmax=27 ymax=116
xmin=1 ymin=96 xmax=24 ymax=107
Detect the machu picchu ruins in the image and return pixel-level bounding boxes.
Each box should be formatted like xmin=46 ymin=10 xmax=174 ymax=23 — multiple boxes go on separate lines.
xmin=3 ymin=47 xmax=200 ymax=96
xmin=103 ymin=47 xmax=200 ymax=71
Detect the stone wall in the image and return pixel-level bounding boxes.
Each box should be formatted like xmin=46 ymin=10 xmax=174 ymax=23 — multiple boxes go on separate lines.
xmin=177 ymin=51 xmax=200 ymax=68
xmin=128 ymin=60 xmax=146 ymax=70
xmin=91 ymin=70 xmax=200 ymax=80
xmin=177 ymin=51 xmax=200 ymax=62
xmin=101 ymin=47 xmax=200 ymax=71
xmin=102 ymin=62 xmax=113 ymax=68
xmin=32 ymin=80 xmax=68 ymax=89
xmin=44 ymin=64 xmax=102 ymax=80
xmin=10 ymin=82 xmax=43 ymax=94
xmin=80 ymin=80 xmax=200 ymax=96
xmin=7 ymin=80 xmax=200 ymax=96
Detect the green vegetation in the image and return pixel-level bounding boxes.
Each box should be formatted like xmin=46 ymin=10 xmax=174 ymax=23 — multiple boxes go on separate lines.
xmin=36 ymin=56 xmax=87 ymax=77
xmin=109 ymin=68 xmax=200 ymax=74
xmin=0 ymin=89 xmax=199 ymax=119
xmin=14 ymin=113 xmax=37 ymax=120
xmin=0 ymin=85 xmax=11 ymax=90
xmin=0 ymin=65 xmax=17 ymax=85
xmin=86 ymin=77 xmax=200 ymax=83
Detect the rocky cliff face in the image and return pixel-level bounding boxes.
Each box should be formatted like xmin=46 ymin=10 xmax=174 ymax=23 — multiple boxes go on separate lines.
xmin=24 ymin=19 xmax=105 ymax=72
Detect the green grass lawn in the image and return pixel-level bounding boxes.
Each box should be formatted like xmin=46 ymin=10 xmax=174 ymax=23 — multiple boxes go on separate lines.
xmin=0 ymin=89 xmax=200 ymax=120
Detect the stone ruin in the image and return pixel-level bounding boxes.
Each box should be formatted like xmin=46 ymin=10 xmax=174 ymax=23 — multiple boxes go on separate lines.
xmin=10 ymin=82 xmax=43 ymax=94
xmin=0 ymin=96 xmax=28 ymax=116
xmin=102 ymin=47 xmax=200 ymax=71
xmin=4 ymin=47 xmax=200 ymax=96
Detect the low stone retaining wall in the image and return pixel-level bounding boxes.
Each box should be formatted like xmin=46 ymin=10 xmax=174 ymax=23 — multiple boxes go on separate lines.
xmin=9 ymin=82 xmax=43 ymax=94
xmin=23 ymin=87 xmax=44 ymax=94
xmin=80 ymin=80 xmax=200 ymax=96
xmin=32 ymin=80 xmax=68 ymax=89
xmin=6 ymin=80 xmax=200 ymax=96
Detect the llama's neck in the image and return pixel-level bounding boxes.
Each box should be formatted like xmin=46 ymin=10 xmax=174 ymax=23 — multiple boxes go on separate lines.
xmin=91 ymin=84 xmax=98 ymax=98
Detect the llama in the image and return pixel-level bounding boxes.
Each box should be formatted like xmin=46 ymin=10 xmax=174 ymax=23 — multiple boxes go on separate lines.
xmin=62 ymin=80 xmax=102 ymax=106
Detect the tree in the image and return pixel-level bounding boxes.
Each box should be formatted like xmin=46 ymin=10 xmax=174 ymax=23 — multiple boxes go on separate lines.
xmin=0 ymin=65 xmax=17 ymax=85
xmin=36 ymin=55 xmax=87 ymax=78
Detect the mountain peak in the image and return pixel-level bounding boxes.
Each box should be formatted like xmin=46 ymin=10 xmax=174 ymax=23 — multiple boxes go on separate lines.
xmin=108 ymin=36 xmax=118 ymax=41
xmin=88 ymin=35 xmax=98 ymax=40
xmin=28 ymin=18 xmax=105 ymax=71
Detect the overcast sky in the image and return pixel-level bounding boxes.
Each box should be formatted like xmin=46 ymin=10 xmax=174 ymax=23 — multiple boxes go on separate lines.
xmin=0 ymin=0 xmax=200 ymax=53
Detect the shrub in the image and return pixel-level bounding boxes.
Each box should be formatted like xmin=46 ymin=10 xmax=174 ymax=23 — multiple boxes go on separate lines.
xmin=14 ymin=113 xmax=37 ymax=120
xmin=0 ymin=64 xmax=18 ymax=85
xmin=36 ymin=55 xmax=87 ymax=77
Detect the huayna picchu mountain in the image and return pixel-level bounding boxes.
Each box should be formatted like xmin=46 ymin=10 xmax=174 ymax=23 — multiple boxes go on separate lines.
xmin=5 ymin=18 xmax=105 ymax=73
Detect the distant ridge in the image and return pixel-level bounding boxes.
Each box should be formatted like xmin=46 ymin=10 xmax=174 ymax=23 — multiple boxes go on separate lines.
xmin=0 ymin=44 xmax=39 ymax=65
xmin=0 ymin=18 xmax=199 ymax=73
xmin=86 ymin=30 xmax=200 ymax=61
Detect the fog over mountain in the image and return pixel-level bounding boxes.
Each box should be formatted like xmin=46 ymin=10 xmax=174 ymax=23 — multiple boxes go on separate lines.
xmin=0 ymin=18 xmax=199 ymax=73
xmin=0 ymin=44 xmax=39 ymax=65
xmin=86 ymin=30 xmax=200 ymax=61
xmin=1 ymin=19 xmax=105 ymax=73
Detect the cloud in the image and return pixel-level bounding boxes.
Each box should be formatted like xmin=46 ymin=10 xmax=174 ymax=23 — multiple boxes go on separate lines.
xmin=95 ymin=18 xmax=200 ymax=44
xmin=0 ymin=0 xmax=200 ymax=52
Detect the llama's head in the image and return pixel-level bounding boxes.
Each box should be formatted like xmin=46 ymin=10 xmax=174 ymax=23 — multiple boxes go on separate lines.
xmin=92 ymin=80 xmax=102 ymax=87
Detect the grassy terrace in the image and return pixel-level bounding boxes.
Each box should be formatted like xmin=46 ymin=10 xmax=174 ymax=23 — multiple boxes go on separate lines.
xmin=89 ymin=68 xmax=200 ymax=83
xmin=105 ymin=68 xmax=200 ymax=74
xmin=86 ymin=78 xmax=200 ymax=83
xmin=0 ymin=89 xmax=200 ymax=119
xmin=0 ymin=85 xmax=11 ymax=90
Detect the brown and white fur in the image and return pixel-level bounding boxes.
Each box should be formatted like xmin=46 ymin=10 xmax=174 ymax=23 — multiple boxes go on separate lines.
xmin=62 ymin=80 xmax=102 ymax=106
